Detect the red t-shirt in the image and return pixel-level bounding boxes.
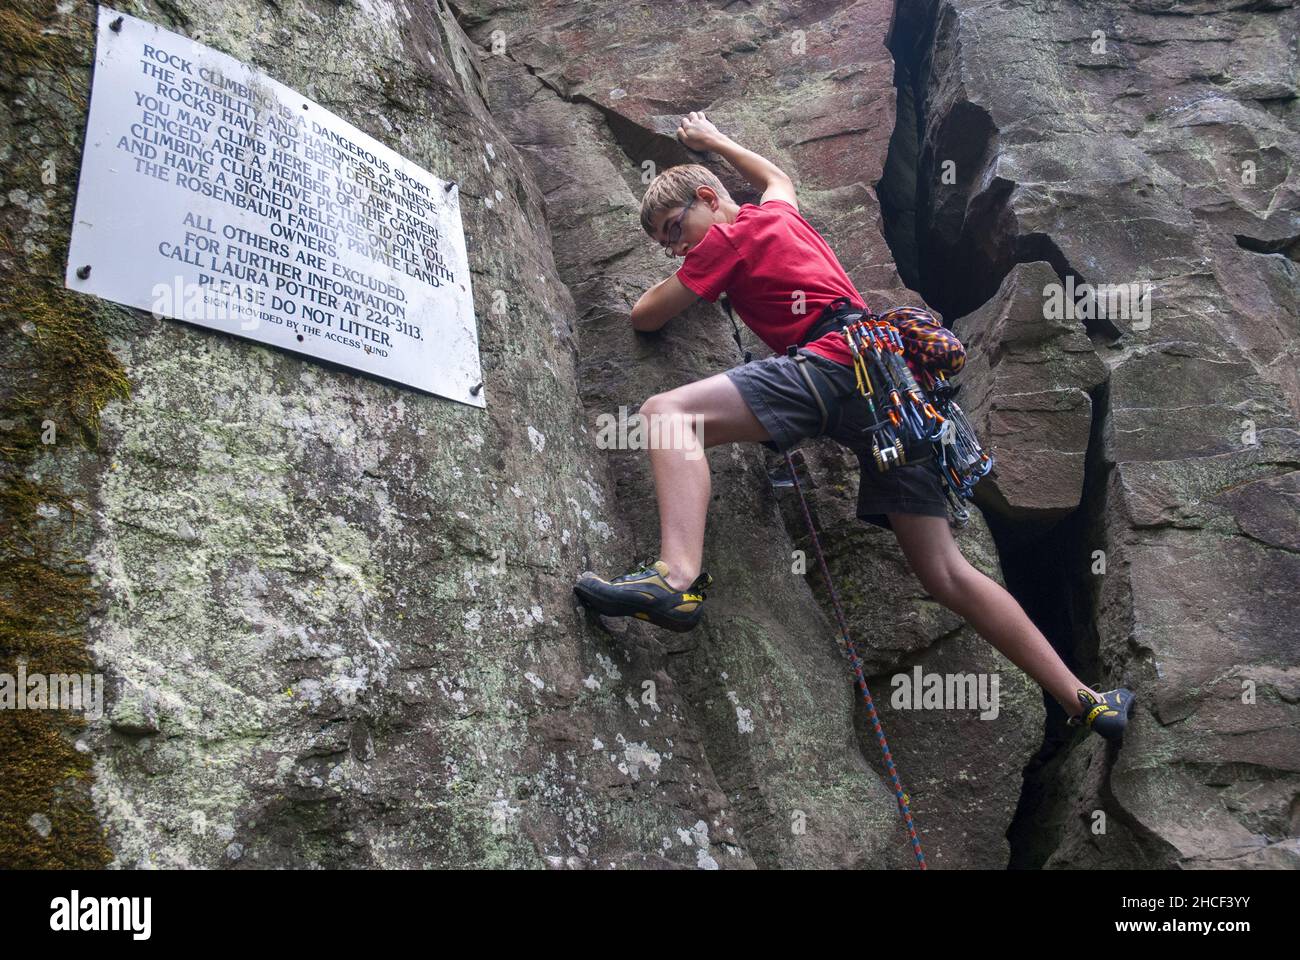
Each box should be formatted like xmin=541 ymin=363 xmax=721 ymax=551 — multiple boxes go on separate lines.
xmin=675 ymin=199 xmax=866 ymax=365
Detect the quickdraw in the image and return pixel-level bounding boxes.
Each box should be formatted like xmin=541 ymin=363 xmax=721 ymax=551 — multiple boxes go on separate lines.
xmin=720 ymin=294 xmax=995 ymax=525
xmin=840 ymin=309 xmax=993 ymax=527
xmin=926 ymin=374 xmax=993 ymax=524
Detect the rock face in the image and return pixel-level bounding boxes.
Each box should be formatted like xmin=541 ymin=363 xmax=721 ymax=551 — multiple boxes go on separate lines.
xmin=1 ymin=0 xmax=1296 ymax=869
xmin=888 ymin=0 xmax=1299 ymax=867
xmin=957 ymin=261 xmax=1109 ymax=525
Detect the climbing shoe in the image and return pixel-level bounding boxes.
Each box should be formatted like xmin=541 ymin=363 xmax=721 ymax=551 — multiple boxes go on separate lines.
xmin=1067 ymin=687 xmax=1136 ymax=742
xmin=573 ymin=560 xmax=712 ymax=633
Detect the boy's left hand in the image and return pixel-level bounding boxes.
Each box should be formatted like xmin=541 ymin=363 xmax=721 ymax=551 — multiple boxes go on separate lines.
xmin=677 ymin=111 xmax=720 ymax=151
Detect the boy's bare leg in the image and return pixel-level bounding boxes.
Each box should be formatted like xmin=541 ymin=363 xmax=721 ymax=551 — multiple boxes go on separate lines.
xmin=635 ymin=376 xmax=1095 ymax=716
xmin=640 ymin=373 xmax=770 ymax=590
xmin=887 ymin=512 xmax=1098 ymax=718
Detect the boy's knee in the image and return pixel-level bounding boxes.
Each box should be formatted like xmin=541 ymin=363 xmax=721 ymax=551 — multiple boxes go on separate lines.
xmin=916 ymin=558 xmax=972 ymax=607
xmin=640 ymin=392 xmax=680 ymax=418
xmin=640 ymin=393 xmax=664 ymax=417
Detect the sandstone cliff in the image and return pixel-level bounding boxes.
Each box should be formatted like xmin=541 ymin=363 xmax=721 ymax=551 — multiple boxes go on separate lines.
xmin=1 ymin=0 xmax=1296 ymax=869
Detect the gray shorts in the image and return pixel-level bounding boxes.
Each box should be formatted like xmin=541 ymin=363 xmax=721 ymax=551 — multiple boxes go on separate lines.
xmin=725 ymin=350 xmax=949 ymax=531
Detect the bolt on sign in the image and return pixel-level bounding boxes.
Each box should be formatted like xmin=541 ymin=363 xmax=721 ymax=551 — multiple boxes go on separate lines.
xmin=66 ymin=7 xmax=483 ymax=407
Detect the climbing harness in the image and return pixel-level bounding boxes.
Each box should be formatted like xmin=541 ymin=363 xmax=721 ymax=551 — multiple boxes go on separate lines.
xmin=787 ymin=345 xmax=835 ymax=436
xmin=724 ymin=295 xmax=994 ymax=527
xmin=800 ymin=298 xmax=993 ymax=527
xmin=723 ymin=295 xmax=845 ymax=437
xmin=722 ymin=298 xmax=927 ymax=870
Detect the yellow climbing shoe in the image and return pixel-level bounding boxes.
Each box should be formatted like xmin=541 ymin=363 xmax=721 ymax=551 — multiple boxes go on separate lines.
xmin=573 ymin=559 xmax=712 ymax=633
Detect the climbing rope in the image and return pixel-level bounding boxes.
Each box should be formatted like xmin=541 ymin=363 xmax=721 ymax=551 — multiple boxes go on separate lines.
xmin=782 ymin=449 xmax=927 ymax=870
xmin=723 ymin=302 xmax=926 ymax=868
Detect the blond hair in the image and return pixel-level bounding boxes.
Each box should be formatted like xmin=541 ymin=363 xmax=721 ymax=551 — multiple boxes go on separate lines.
xmin=640 ymin=164 xmax=733 ymax=237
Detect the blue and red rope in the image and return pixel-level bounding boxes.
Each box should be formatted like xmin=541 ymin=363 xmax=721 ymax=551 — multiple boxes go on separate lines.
xmin=784 ymin=450 xmax=926 ymax=869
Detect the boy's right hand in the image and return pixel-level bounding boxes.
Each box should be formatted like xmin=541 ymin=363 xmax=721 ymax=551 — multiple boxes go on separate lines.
xmin=677 ymin=111 xmax=721 ymax=151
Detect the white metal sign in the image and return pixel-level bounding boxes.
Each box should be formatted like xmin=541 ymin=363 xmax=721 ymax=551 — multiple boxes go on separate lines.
xmin=66 ymin=7 xmax=483 ymax=406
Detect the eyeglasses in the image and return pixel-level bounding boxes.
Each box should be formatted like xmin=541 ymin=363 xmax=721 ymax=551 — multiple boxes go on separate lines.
xmin=661 ymin=196 xmax=696 ymax=257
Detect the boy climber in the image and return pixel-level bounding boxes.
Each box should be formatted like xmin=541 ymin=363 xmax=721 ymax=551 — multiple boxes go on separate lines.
xmin=574 ymin=112 xmax=1134 ymax=742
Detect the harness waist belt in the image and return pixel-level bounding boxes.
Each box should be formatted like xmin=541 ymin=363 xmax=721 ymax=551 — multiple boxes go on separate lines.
xmin=791 ymin=296 xmax=870 ymax=351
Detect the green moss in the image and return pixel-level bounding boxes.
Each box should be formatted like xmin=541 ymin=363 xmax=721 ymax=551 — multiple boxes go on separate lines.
xmin=0 ymin=1 xmax=129 ymax=868
xmin=0 ymin=0 xmax=71 ymax=65
xmin=0 ymin=270 xmax=130 ymax=868
xmin=0 ymin=0 xmax=87 ymax=112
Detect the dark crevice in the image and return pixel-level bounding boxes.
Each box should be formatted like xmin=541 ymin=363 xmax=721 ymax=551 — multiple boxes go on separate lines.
xmin=880 ymin=0 xmax=1124 ymax=869
xmin=879 ymin=4 xmax=1124 ymax=342
xmin=879 ymin=0 xmax=938 ymax=297
xmin=1003 ymin=376 xmax=1116 ymax=869
xmin=916 ymin=102 xmax=1007 ymax=319
xmin=1236 ymin=232 xmax=1300 ymax=262
xmin=878 ymin=63 xmax=921 ymax=287
xmin=882 ymin=0 xmax=1008 ymax=321
xmin=568 ymin=87 xmax=766 ymax=211
xmin=467 ymin=27 xmax=753 ymax=218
